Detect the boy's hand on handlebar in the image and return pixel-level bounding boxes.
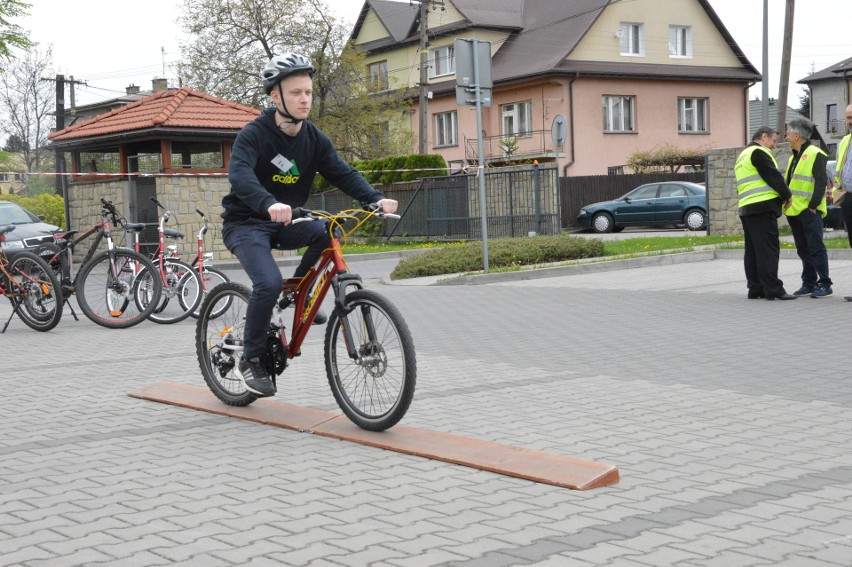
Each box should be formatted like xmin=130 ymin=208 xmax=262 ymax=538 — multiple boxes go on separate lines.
xmin=268 ymin=203 xmax=292 ymax=224
xmin=376 ymin=199 xmax=398 ymax=214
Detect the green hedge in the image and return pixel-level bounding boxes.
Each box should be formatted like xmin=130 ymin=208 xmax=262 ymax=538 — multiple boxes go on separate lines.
xmin=0 ymin=193 xmax=65 ymax=227
xmin=390 ymin=235 xmax=605 ymax=279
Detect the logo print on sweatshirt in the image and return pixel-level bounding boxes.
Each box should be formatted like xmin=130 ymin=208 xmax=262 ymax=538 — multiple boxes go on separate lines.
xmin=273 ymin=161 xmax=300 ymax=185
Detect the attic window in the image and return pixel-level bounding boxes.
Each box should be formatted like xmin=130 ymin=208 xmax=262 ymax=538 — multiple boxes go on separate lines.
xmin=669 ymin=25 xmax=692 ymax=58
xmin=619 ymin=23 xmax=644 ymax=56
xmin=430 ymin=45 xmax=455 ymax=78
xmin=170 ymin=141 xmax=223 ymax=169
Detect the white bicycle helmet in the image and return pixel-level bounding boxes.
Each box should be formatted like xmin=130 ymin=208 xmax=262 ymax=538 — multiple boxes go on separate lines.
xmin=261 ymin=53 xmax=316 ymax=94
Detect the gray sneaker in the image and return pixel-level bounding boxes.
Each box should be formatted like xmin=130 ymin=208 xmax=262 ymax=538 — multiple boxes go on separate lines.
xmin=235 ymin=358 xmax=275 ymax=396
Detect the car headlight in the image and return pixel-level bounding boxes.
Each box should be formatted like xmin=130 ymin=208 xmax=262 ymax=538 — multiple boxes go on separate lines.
xmin=1 ymin=241 xmax=24 ymax=250
xmin=579 ymin=209 xmax=587 ymax=216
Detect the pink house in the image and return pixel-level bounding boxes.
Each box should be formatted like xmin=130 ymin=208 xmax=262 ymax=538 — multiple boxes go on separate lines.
xmin=351 ymin=0 xmax=759 ymax=176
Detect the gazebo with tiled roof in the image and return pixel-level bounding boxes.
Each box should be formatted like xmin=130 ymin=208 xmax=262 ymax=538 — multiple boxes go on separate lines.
xmin=47 ymin=87 xmax=260 ymax=256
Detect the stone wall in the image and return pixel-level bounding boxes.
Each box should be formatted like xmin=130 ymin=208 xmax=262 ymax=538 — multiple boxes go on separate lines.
xmin=707 ymin=142 xmax=792 ymax=235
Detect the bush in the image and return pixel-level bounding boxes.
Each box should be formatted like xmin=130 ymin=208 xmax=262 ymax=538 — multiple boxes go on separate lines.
xmin=390 ymin=235 xmax=605 ymax=279
xmin=0 ymin=193 xmax=65 ymax=226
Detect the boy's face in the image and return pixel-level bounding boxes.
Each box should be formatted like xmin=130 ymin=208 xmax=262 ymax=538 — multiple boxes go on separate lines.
xmin=272 ymin=73 xmax=313 ymax=120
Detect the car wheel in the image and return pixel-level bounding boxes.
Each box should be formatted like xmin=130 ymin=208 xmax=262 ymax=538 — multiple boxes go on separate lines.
xmin=684 ymin=209 xmax=706 ymax=231
xmin=592 ymin=212 xmax=614 ymax=233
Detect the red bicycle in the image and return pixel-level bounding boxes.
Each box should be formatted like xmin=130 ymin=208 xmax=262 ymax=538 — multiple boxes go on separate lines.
xmin=195 ymin=206 xmax=416 ymax=431
xmin=0 ymin=225 xmax=62 ymax=332
xmin=174 ymin=209 xmax=229 ymax=318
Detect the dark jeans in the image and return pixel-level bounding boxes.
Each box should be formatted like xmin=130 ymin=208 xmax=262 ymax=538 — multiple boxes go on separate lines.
xmin=740 ymin=211 xmax=786 ymax=298
xmin=787 ymin=210 xmax=831 ymax=290
xmin=223 ymin=218 xmax=329 ymax=361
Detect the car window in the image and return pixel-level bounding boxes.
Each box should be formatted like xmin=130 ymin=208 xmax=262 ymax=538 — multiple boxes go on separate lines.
xmin=659 ymin=184 xmax=687 ymax=198
xmin=629 ymin=185 xmax=659 ymax=200
xmin=0 ymin=204 xmax=37 ymax=225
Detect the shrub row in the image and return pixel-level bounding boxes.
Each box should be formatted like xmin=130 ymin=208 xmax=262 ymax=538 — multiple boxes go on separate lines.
xmin=390 ymin=234 xmax=605 ymax=280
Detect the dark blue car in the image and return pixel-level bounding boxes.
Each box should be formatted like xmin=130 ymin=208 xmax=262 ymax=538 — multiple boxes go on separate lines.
xmin=577 ymin=181 xmax=707 ymax=233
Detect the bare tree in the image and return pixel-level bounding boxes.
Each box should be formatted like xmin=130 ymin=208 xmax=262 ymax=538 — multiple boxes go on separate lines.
xmin=0 ymin=46 xmax=54 ymax=173
xmin=177 ymin=0 xmax=412 ymax=160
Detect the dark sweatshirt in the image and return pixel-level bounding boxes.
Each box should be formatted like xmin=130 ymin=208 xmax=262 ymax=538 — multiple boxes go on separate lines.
xmin=222 ymin=108 xmax=383 ymax=222
xmin=739 ymin=142 xmax=793 ymax=218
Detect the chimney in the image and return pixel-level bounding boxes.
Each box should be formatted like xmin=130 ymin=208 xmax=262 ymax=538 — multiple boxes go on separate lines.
xmin=152 ymin=78 xmax=168 ymax=92
xmin=126 ymin=84 xmax=140 ymax=95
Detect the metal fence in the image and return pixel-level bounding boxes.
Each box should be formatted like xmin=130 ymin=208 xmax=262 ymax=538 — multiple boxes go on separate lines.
xmin=307 ymin=165 xmax=561 ymax=240
xmin=560 ymin=171 xmax=706 ymax=228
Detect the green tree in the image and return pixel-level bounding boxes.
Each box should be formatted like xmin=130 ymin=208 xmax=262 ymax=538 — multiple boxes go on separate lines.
xmin=177 ymin=0 xmax=411 ymax=160
xmin=796 ymin=88 xmax=811 ymax=119
xmin=2 ymin=132 xmax=28 ymax=152
xmin=0 ymin=0 xmax=32 ymax=70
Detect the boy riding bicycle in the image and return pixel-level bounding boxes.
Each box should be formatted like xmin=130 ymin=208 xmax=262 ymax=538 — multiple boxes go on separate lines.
xmin=222 ymin=53 xmax=397 ymax=398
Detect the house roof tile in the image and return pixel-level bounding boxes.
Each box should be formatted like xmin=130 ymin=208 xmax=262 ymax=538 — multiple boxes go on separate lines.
xmin=798 ymin=56 xmax=852 ymax=84
xmin=48 ymin=87 xmax=260 ymax=142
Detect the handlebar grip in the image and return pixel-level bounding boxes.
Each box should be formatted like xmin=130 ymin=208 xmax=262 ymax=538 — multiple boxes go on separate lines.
xmin=196 ymin=209 xmax=205 ymax=217
xmin=291 ymin=207 xmax=308 ymax=220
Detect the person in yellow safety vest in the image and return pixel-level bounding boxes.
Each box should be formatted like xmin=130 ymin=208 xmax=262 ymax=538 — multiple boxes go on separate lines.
xmin=784 ymin=117 xmax=832 ymax=298
xmin=735 ymin=126 xmax=796 ymax=300
xmin=832 ymin=104 xmax=852 ymax=301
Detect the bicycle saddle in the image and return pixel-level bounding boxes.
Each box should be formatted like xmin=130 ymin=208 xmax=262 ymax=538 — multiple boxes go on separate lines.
xmin=164 ymin=229 xmax=184 ymax=239
xmin=123 ymin=223 xmax=146 ymax=232
xmin=0 ymin=224 xmax=15 ymax=236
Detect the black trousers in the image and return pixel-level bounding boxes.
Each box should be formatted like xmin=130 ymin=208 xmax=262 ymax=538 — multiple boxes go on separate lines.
xmin=740 ymin=211 xmax=785 ymax=298
xmin=841 ymin=195 xmax=852 ymax=247
xmin=787 ymin=210 xmax=831 ymax=290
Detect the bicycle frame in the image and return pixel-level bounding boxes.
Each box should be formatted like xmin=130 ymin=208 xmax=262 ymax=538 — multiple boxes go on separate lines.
xmin=47 ymin=209 xmax=118 ymax=288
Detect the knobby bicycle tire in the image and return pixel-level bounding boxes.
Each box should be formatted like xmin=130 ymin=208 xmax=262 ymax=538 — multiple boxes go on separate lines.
xmin=133 ymin=258 xmax=201 ymax=325
xmin=186 ymin=266 xmax=230 ymax=319
xmin=76 ymin=249 xmax=162 ymax=329
xmin=6 ymin=251 xmax=63 ymax=332
xmin=324 ymin=289 xmax=416 ymax=431
xmin=34 ymin=243 xmax=72 ymax=299
xmin=196 ymin=282 xmax=257 ymax=406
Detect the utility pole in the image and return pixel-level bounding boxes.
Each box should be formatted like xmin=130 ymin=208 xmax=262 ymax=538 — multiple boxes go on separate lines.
xmin=776 ymin=0 xmax=795 ymax=134
xmin=761 ymin=0 xmax=769 ymax=127
xmin=418 ymin=0 xmax=429 ymax=154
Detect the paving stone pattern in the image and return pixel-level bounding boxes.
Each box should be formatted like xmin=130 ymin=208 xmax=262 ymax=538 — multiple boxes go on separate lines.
xmin=1 ymin=256 xmax=852 ymax=566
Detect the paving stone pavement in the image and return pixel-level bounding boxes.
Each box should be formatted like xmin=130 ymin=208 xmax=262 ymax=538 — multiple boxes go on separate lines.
xmin=2 ymin=253 xmax=852 ymax=566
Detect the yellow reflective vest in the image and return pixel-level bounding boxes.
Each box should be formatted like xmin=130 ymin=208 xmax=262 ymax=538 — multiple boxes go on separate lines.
xmin=784 ymin=144 xmax=827 ymax=217
xmin=735 ymin=145 xmax=781 ymax=208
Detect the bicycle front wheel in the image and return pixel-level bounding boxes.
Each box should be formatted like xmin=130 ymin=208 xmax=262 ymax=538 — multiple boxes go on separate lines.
xmin=186 ymin=266 xmax=229 ymax=319
xmin=195 ymin=282 xmax=257 ymax=406
xmin=324 ymin=289 xmax=416 ymax=431
xmin=134 ymin=259 xmax=201 ymax=325
xmin=7 ymin=251 xmax=63 ymax=332
xmin=76 ymin=249 xmax=162 ymax=329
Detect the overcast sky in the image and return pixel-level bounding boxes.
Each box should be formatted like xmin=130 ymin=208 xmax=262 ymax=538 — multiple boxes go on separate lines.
xmin=14 ymin=0 xmax=852 ymax=109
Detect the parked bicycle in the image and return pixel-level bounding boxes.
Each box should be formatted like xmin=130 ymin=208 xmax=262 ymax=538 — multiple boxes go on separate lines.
xmin=196 ymin=206 xmax=416 ymax=431
xmin=169 ymin=208 xmax=229 ymax=318
xmin=0 ymin=225 xmax=62 ymax=332
xmin=124 ymin=198 xmax=202 ymax=324
xmin=36 ymin=198 xmax=163 ymax=329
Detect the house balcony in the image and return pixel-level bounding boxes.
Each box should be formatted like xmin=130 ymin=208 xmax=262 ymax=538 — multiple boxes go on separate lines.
xmin=464 ymin=130 xmax=563 ymax=165
xmin=826 ymin=119 xmax=847 ymax=139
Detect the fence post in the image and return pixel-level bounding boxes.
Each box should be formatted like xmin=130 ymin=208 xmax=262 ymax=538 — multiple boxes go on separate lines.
xmin=533 ymin=161 xmax=541 ymax=235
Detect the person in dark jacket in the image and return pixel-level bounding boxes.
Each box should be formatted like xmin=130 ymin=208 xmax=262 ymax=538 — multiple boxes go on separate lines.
xmin=734 ymin=126 xmax=796 ymax=300
xmin=221 ymin=53 xmax=398 ymax=397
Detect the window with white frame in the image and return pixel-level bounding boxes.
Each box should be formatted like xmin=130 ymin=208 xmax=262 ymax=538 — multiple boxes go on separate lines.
xmin=619 ymin=23 xmax=643 ymax=56
xmin=678 ymin=97 xmax=707 ymax=132
xmin=669 ymin=26 xmax=692 ymax=58
xmin=602 ymin=95 xmax=635 ymax=132
xmin=434 ymin=111 xmax=457 ymax=147
xmin=367 ymin=60 xmax=388 ymax=90
xmin=430 ymin=45 xmax=455 ymax=78
xmin=501 ymin=101 xmax=533 ymax=137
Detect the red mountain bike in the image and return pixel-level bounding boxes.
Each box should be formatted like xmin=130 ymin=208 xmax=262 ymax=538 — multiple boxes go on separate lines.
xmin=195 ymin=207 xmax=416 ymax=431
xmin=0 ymin=225 xmax=62 ymax=332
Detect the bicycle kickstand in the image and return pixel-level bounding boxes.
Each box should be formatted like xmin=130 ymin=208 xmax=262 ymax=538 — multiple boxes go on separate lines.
xmin=2 ymin=301 xmax=22 ymax=333
xmin=64 ymin=297 xmax=80 ymax=321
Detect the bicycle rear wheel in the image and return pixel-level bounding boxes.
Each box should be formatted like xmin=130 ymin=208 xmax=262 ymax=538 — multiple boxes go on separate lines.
xmin=134 ymin=259 xmax=201 ymax=324
xmin=7 ymin=251 xmax=63 ymax=332
xmin=195 ymin=282 xmax=257 ymax=406
xmin=76 ymin=249 xmax=162 ymax=329
xmin=324 ymin=289 xmax=416 ymax=431
xmin=185 ymin=266 xmax=229 ymax=319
